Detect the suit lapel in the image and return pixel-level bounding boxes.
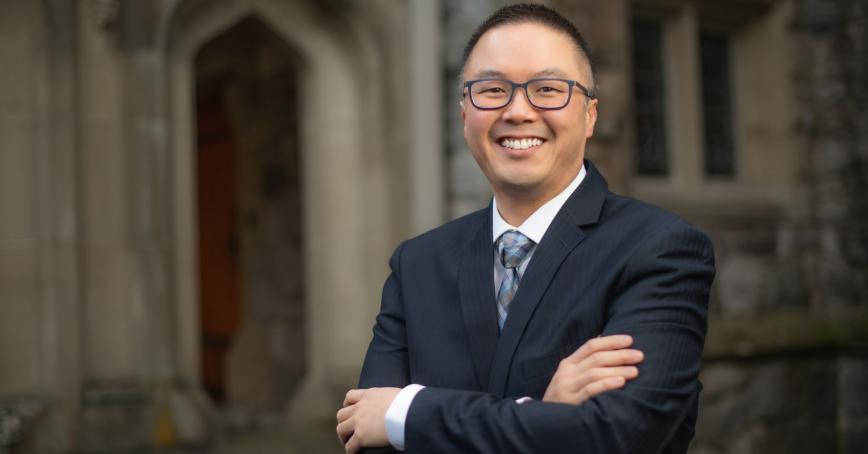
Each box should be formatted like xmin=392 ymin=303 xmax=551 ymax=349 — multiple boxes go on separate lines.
xmin=487 ymin=161 xmax=609 ymax=396
xmin=458 ymin=207 xmax=499 ymax=390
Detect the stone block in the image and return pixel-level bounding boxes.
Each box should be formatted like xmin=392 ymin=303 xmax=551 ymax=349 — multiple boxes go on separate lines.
xmin=716 ymin=253 xmax=775 ymax=315
xmin=695 ymin=358 xmax=839 ymax=453
xmin=81 ymin=245 xmax=136 ymax=378
xmin=0 ymin=246 xmax=37 ymax=289
xmin=76 ymin=380 xmax=211 ymax=452
xmin=0 ymin=15 xmax=39 ymax=118
xmin=839 ymin=357 xmax=868 ymax=454
xmin=0 ymin=129 xmax=35 ymax=242
xmin=77 ymin=121 xmax=127 ymax=246
xmin=0 ymin=395 xmax=45 ymax=451
xmin=77 ymin=381 xmax=155 ymax=452
xmin=0 ymin=287 xmax=39 ymax=393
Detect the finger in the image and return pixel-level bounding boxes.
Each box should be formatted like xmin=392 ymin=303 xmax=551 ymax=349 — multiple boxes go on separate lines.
xmin=344 ymin=389 xmax=365 ymax=407
xmin=567 ymin=335 xmax=633 ymax=363
xmin=345 ymin=434 xmax=360 ymax=454
xmin=576 ymin=376 xmax=626 ymax=403
xmin=558 ymin=365 xmax=638 ymax=394
xmin=336 ymin=418 xmax=354 ymax=444
xmin=336 ymin=405 xmax=355 ymax=423
xmin=590 ymin=365 xmax=639 ymax=380
xmin=576 ymin=366 xmax=639 ymax=389
xmin=581 ymin=349 xmax=643 ymax=369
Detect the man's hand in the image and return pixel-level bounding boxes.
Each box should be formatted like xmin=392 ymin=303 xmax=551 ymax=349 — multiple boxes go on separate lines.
xmin=336 ymin=387 xmax=400 ymax=453
xmin=543 ymin=335 xmax=643 ymax=405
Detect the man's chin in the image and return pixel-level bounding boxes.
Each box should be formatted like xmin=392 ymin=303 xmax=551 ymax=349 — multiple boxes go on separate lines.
xmin=491 ymin=177 xmax=545 ymax=197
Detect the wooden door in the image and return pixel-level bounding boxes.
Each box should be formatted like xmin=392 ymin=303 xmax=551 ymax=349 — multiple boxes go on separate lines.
xmin=196 ymin=84 xmax=240 ymax=403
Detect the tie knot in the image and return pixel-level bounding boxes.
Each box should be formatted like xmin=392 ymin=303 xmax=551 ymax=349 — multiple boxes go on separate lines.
xmin=497 ymin=230 xmax=535 ymax=269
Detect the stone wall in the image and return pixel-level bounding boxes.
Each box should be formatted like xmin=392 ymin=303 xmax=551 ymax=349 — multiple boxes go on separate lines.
xmin=795 ymin=0 xmax=868 ymax=308
xmin=691 ymin=1 xmax=868 ymax=452
xmin=1 ymin=0 xmax=423 ymax=451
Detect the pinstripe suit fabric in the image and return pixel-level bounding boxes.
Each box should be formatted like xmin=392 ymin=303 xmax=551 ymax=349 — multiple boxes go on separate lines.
xmin=359 ymin=161 xmax=715 ymax=453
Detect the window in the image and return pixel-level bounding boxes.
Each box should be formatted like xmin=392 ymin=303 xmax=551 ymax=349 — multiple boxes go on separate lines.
xmin=628 ymin=1 xmax=795 ymax=216
xmin=699 ymin=29 xmax=736 ymax=177
xmin=631 ymin=16 xmax=669 ymax=177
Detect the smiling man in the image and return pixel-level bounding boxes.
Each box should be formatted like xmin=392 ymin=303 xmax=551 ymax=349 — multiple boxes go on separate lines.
xmin=336 ymin=4 xmax=715 ymax=453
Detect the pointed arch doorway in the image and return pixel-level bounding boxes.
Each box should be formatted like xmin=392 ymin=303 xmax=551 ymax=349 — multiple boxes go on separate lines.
xmin=169 ymin=0 xmax=407 ymax=423
xmin=193 ymin=15 xmax=306 ymax=410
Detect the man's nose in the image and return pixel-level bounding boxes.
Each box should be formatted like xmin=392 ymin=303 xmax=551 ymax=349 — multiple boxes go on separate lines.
xmin=502 ymin=88 xmax=538 ymax=123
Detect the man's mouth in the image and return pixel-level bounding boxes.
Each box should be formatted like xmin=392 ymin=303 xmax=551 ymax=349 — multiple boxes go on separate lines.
xmin=499 ymin=137 xmax=545 ymax=150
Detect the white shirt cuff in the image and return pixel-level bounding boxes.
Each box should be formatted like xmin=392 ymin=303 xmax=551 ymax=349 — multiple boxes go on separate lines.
xmin=384 ymin=384 xmax=425 ymax=451
xmin=515 ymin=396 xmax=532 ymax=404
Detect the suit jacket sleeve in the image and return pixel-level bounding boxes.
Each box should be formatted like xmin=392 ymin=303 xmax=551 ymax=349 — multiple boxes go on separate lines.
xmin=356 ymin=243 xmax=411 ymax=454
xmin=403 ymin=222 xmax=715 ymax=453
xmin=359 ymin=241 xmax=411 ymax=389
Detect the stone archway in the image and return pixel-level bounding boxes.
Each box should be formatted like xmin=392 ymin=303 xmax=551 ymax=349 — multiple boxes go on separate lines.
xmin=193 ymin=15 xmax=306 ymax=411
xmin=166 ymin=0 xmax=396 ymax=421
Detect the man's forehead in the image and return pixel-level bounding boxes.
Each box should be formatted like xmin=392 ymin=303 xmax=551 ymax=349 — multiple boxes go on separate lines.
xmin=464 ymin=23 xmax=589 ymax=80
xmin=469 ymin=67 xmax=572 ymax=79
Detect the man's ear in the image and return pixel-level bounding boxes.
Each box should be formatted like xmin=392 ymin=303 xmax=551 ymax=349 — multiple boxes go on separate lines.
xmin=459 ymin=100 xmax=466 ymax=122
xmin=584 ymin=99 xmax=598 ymax=138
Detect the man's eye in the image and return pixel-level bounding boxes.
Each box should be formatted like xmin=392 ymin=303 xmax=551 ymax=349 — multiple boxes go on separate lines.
xmin=537 ymin=86 xmax=563 ymax=93
xmin=479 ymin=87 xmax=506 ymax=94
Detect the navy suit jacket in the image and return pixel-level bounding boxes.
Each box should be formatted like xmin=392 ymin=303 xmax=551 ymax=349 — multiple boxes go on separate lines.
xmin=359 ymin=161 xmax=715 ymax=453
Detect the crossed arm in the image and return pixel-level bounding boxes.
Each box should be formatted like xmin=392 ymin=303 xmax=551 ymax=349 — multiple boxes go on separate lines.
xmin=337 ymin=335 xmax=644 ymax=452
xmin=337 ymin=223 xmax=714 ymax=453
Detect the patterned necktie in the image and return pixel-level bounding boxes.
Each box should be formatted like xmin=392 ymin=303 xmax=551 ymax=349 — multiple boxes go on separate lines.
xmin=496 ymin=230 xmax=535 ymax=330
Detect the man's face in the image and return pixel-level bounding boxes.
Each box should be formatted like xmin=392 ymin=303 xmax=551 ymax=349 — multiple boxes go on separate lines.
xmin=461 ymin=22 xmax=598 ymax=203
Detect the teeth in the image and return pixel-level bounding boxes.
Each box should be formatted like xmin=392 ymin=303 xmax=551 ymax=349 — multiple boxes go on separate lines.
xmin=500 ymin=138 xmax=543 ymax=150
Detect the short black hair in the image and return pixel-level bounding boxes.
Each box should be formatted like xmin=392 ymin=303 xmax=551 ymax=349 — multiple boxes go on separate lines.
xmin=460 ymin=3 xmax=595 ymax=89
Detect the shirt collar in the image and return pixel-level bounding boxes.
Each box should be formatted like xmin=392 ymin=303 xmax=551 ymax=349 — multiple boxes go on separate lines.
xmin=492 ymin=164 xmax=586 ymax=244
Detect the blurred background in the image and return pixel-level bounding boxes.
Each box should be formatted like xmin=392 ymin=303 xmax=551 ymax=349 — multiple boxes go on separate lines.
xmin=1 ymin=0 xmax=866 ymax=453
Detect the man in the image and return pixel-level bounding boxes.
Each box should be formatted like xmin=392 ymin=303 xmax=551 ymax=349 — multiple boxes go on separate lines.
xmin=337 ymin=4 xmax=714 ymax=453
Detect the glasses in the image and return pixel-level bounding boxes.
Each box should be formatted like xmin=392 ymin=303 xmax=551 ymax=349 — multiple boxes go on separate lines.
xmin=463 ymin=78 xmax=596 ymax=110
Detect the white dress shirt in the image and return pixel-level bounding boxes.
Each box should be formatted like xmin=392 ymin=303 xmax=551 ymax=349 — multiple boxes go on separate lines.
xmin=384 ymin=165 xmax=587 ymax=450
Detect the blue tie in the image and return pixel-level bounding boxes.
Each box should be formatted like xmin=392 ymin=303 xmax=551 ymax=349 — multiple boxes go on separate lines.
xmin=496 ymin=230 xmax=535 ymax=330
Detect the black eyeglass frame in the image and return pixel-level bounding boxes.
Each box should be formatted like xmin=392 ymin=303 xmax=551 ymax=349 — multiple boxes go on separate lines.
xmin=463 ymin=77 xmax=597 ymax=111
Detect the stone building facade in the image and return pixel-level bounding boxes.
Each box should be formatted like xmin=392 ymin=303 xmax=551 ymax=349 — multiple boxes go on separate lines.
xmin=0 ymin=0 xmax=865 ymax=453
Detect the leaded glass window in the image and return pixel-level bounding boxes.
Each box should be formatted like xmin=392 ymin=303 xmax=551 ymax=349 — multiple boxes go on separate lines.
xmin=632 ymin=16 xmax=669 ymax=176
xmin=700 ymin=30 xmax=736 ymax=177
